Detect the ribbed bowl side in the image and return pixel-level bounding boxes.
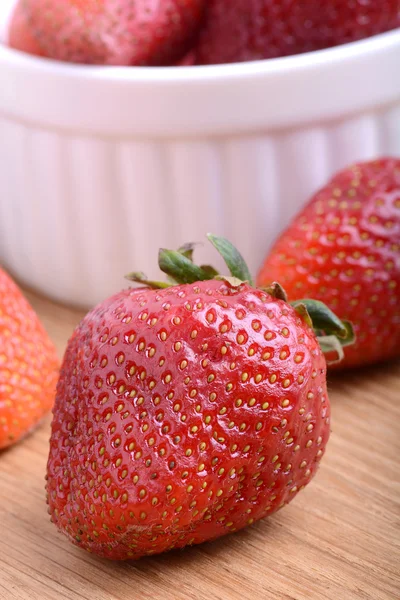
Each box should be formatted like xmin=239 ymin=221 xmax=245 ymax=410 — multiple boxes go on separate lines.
xmin=0 ymin=103 xmax=399 ymax=307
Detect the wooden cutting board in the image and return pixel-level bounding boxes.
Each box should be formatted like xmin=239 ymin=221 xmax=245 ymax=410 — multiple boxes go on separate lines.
xmin=1 ymin=290 xmax=399 ymax=600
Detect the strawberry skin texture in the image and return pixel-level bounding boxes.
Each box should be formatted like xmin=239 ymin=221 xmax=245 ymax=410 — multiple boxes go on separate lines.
xmin=193 ymin=0 xmax=400 ymax=64
xmin=14 ymin=0 xmax=205 ymax=65
xmin=47 ymin=280 xmax=330 ymax=560
xmin=0 ymin=269 xmax=60 ymax=449
xmin=258 ymin=159 xmax=400 ymax=369
xmin=8 ymin=1 xmax=46 ymax=58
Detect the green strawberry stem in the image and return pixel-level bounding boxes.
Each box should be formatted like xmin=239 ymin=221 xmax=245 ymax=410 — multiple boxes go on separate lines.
xmin=125 ymin=272 xmax=170 ymax=289
xmin=291 ymin=300 xmax=355 ymax=363
xmin=291 ymin=299 xmax=349 ymax=338
xmin=207 ymin=234 xmax=254 ymax=285
xmin=199 ymin=265 xmax=220 ymax=278
xmin=126 ymin=234 xmax=355 ymax=363
xmin=158 ymin=250 xmax=213 ymax=284
xmin=177 ymin=243 xmax=198 ymax=262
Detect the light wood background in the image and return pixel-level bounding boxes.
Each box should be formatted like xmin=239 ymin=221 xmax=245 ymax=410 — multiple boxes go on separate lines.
xmin=0 ymin=290 xmax=399 ymax=600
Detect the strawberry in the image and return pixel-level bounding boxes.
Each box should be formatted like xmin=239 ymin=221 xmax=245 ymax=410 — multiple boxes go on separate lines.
xmin=258 ymin=158 xmax=400 ymax=370
xmin=0 ymin=268 xmax=60 ymax=449
xmin=8 ymin=1 xmax=46 ymax=58
xmin=193 ymin=1 xmax=400 ymax=65
xmin=46 ymin=235 xmax=353 ymax=560
xmin=11 ymin=0 xmax=205 ymax=65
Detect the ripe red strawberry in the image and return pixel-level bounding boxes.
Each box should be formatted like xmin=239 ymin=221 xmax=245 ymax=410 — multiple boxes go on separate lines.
xmin=46 ymin=235 xmax=352 ymax=560
xmin=258 ymin=158 xmax=400 ymax=370
xmin=11 ymin=0 xmax=205 ymax=65
xmin=8 ymin=1 xmax=46 ymax=58
xmin=193 ymin=1 xmax=400 ymax=65
xmin=0 ymin=268 xmax=60 ymax=449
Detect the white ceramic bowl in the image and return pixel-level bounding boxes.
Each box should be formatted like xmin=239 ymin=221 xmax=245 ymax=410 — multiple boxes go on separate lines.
xmin=1 ymin=1 xmax=400 ymax=307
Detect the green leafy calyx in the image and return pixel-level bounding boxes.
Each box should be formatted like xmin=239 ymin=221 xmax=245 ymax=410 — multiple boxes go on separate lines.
xmin=125 ymin=234 xmax=355 ymax=364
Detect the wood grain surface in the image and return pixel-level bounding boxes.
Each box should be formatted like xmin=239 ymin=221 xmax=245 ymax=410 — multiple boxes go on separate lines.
xmin=0 ymin=291 xmax=399 ymax=600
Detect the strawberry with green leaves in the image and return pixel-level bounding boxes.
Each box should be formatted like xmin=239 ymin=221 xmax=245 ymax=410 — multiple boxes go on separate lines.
xmin=46 ymin=235 xmax=353 ymax=560
xmin=0 ymin=268 xmax=59 ymax=449
xmin=258 ymin=158 xmax=400 ymax=369
xmin=10 ymin=0 xmax=205 ymax=65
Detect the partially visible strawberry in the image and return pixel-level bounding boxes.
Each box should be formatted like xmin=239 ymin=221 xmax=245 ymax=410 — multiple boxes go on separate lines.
xmin=11 ymin=0 xmax=205 ymax=65
xmin=175 ymin=51 xmax=196 ymax=66
xmin=193 ymin=1 xmax=400 ymax=65
xmin=258 ymin=158 xmax=400 ymax=369
xmin=0 ymin=268 xmax=60 ymax=449
xmin=8 ymin=1 xmax=46 ymax=58
xmin=46 ymin=235 xmax=353 ymax=560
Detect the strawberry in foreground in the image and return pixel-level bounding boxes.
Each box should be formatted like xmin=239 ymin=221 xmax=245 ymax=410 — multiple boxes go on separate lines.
xmin=0 ymin=268 xmax=60 ymax=449
xmin=46 ymin=235 xmax=353 ymax=560
xmin=193 ymin=1 xmax=400 ymax=64
xmin=10 ymin=0 xmax=205 ymax=65
xmin=258 ymin=158 xmax=400 ymax=370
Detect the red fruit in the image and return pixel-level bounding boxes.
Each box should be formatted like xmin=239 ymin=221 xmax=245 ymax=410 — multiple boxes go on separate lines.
xmin=193 ymin=1 xmax=400 ymax=65
xmin=46 ymin=236 xmax=352 ymax=560
xmin=258 ymin=158 xmax=400 ymax=370
xmin=0 ymin=268 xmax=60 ymax=449
xmin=8 ymin=1 xmax=46 ymax=57
xmin=12 ymin=0 xmax=205 ymax=65
xmin=176 ymin=51 xmax=196 ymax=66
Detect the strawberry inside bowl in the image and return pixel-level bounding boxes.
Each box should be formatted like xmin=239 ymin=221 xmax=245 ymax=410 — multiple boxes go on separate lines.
xmin=0 ymin=1 xmax=400 ymax=308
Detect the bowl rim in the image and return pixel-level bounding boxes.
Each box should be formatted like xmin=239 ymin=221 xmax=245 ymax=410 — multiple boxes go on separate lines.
xmin=1 ymin=23 xmax=400 ymax=137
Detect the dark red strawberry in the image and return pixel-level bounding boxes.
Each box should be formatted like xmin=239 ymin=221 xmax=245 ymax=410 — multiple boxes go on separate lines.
xmin=11 ymin=0 xmax=205 ymax=65
xmin=258 ymin=158 xmax=400 ymax=369
xmin=46 ymin=235 xmax=353 ymax=560
xmin=193 ymin=1 xmax=400 ymax=65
